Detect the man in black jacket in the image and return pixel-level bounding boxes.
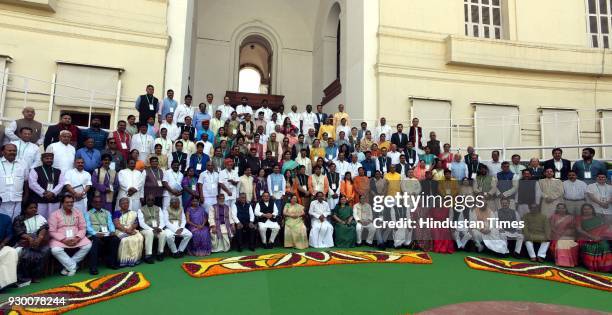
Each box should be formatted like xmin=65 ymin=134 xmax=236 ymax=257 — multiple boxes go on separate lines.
xmin=391 ymin=123 xmax=408 ymax=151
xmin=542 ymin=148 xmax=571 ymax=180
xmin=134 ymin=85 xmax=159 ymax=124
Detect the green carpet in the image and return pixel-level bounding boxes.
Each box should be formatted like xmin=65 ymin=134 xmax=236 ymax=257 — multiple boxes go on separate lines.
xmin=1 ymin=248 xmax=610 ymax=314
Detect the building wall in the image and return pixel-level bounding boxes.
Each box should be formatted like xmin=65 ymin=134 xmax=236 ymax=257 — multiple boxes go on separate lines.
xmin=376 ymin=0 xmax=612 ymax=160
xmin=0 ymin=0 xmax=168 ymax=126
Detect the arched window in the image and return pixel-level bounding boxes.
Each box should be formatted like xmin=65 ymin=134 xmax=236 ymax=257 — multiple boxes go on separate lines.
xmin=238 ymin=67 xmax=262 ymax=93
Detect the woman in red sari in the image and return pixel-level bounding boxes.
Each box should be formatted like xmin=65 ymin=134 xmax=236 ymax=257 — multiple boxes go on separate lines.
xmin=549 ymin=203 xmax=579 ymax=267
xmin=575 ymin=203 xmax=612 ymax=272
xmin=438 ymin=143 xmax=454 ymax=169
xmin=430 ymin=206 xmax=455 ymax=254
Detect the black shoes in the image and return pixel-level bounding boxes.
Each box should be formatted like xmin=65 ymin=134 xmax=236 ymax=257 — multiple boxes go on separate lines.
xmin=90 ymin=269 xmax=99 ymax=275
xmin=144 ymin=256 xmax=155 ymax=264
xmin=156 ymin=253 xmax=165 ymax=261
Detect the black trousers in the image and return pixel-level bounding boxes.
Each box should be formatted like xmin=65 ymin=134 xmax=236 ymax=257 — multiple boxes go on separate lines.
xmin=89 ymin=234 xmax=120 ymax=270
xmin=234 ymin=224 xmax=256 ymax=250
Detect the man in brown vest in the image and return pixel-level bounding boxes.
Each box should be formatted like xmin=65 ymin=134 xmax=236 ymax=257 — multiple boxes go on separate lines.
xmin=6 ymin=107 xmax=42 ymax=145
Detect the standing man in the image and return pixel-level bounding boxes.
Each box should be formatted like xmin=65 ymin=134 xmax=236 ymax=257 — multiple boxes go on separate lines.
xmin=44 ymin=113 xmax=79 ymax=149
xmin=131 ymin=123 xmax=155 ymax=162
xmin=12 ymin=127 xmax=41 ymax=170
xmin=198 ymin=161 xmax=220 ymax=211
xmin=110 ymin=120 xmax=131 ymax=161
xmin=572 ymin=148 xmax=607 ymax=183
xmin=332 ymin=104 xmax=350 ymax=127
xmin=162 ymin=160 xmax=184 ymax=210
xmin=537 ymin=168 xmax=564 ymax=218
xmin=174 ymin=95 xmax=195 ymax=128
xmin=217 ymin=96 xmax=234 ymax=121
xmin=408 ymin=118 xmax=423 ymax=149
xmin=563 ymin=170 xmax=587 ymax=215
xmin=75 ymin=138 xmax=102 ymax=173
xmin=159 ymin=89 xmax=178 ymax=122
xmin=391 ymin=124 xmax=408 ymax=152
xmin=64 ymin=157 xmax=92 ymax=213
xmin=203 ymin=93 xmax=216 ymax=116
xmin=314 ymin=104 xmax=328 ymax=135
xmin=485 ymin=150 xmax=502 ymax=176
xmin=6 ymin=106 xmax=43 ymax=145
xmin=301 ymin=104 xmax=316 ymax=135
xmin=0 ymin=144 xmax=27 ymax=219
xmin=135 ymin=84 xmax=159 ymax=124
xmin=117 ymin=159 xmax=145 ymax=212
xmin=194 ymin=103 xmax=212 ymax=135
xmin=376 ymin=118 xmax=392 ymax=142
xmin=219 ymin=159 xmax=240 ymax=209
xmin=28 ymin=153 xmax=65 ymax=218
xmin=236 ymin=96 xmax=253 ymax=121
xmin=543 ymin=148 xmax=571 ymax=180
xmin=80 ymin=117 xmax=108 ymax=151
xmin=143 ymin=157 xmax=165 ymax=207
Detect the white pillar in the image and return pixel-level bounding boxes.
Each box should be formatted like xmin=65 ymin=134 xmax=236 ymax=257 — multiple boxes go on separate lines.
xmin=164 ymin=0 xmax=195 ymax=98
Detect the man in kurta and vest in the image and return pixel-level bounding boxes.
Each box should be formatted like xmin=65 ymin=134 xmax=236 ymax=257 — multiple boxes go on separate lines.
xmin=254 ymin=192 xmax=280 ymax=249
xmin=208 ymin=194 xmax=238 ymax=253
xmin=137 ymin=194 xmax=167 ymax=263
xmin=6 ymin=106 xmax=43 ymax=145
xmin=28 ymin=153 xmax=65 ymax=219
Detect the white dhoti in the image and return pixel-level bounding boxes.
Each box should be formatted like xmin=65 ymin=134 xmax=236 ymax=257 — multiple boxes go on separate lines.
xmin=257 ymin=220 xmax=280 ymax=243
xmin=141 ymin=229 xmax=167 ymax=256
xmin=391 ymin=207 xmax=412 ymax=247
xmin=356 ymin=222 xmax=376 ymax=245
xmin=211 ymin=230 xmax=232 ymax=253
xmin=0 ymin=202 xmax=21 ymax=220
xmin=164 ymin=228 xmax=193 ymax=254
xmin=500 ymin=230 xmax=524 ymax=254
xmin=526 ymin=241 xmax=550 ymax=259
xmin=0 ymin=246 xmax=18 ymax=289
xmin=309 ymin=219 xmax=334 ymax=248
xmin=327 ymin=196 xmax=339 ymax=211
xmin=454 ymin=229 xmax=472 ymax=249
xmin=471 ymin=229 xmax=509 ymax=254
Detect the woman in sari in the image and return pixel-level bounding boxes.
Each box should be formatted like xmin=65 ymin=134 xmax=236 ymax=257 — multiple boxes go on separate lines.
xmin=576 ymin=203 xmax=612 ymax=272
xmin=308 ymin=139 xmax=323 ymax=163
xmin=353 ymin=167 xmax=370 ymax=201
xmin=253 ymin=168 xmax=269 ymax=203
xmin=130 ymin=149 xmax=146 ymax=171
xmin=13 ymin=203 xmax=50 ymax=283
xmin=280 ymin=151 xmax=298 ymax=175
xmin=281 ymin=137 xmax=292 ymax=157
xmin=430 ymin=204 xmax=455 ymax=254
xmin=181 ymin=167 xmax=199 ymax=207
xmin=549 ymin=203 xmax=578 ymax=267
xmin=438 ymin=143 xmax=454 ymax=169
xmin=283 ymin=195 xmax=308 ymax=249
xmin=332 ymin=195 xmax=357 ymax=248
xmin=284 ymin=170 xmax=298 ymax=198
xmin=186 ymin=198 xmax=212 ymax=256
xmin=218 ymin=139 xmax=230 ymax=158
xmin=281 ymin=117 xmax=296 ymax=136
xmin=414 ymin=160 xmax=428 ymax=180
xmin=340 ymin=172 xmax=358 ymax=206
xmin=113 ymin=198 xmax=144 ymax=267
xmin=215 ymin=127 xmax=231 ymax=149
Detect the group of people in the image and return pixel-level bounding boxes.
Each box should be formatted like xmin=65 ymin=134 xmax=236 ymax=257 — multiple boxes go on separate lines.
xmin=0 ymin=85 xmax=610 ymax=292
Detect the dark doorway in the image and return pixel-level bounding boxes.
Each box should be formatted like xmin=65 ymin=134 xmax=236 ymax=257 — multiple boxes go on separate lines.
xmin=60 ymin=110 xmax=111 ymax=129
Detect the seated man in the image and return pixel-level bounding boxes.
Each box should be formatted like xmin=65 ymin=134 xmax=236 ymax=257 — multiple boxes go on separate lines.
xmin=84 ymin=196 xmax=120 ymax=275
xmin=0 ymin=211 xmax=18 ymax=290
xmin=497 ymin=198 xmax=524 ymax=258
xmin=235 ymin=193 xmax=256 ymax=252
xmin=308 ymin=192 xmax=334 ymax=248
xmin=254 ymin=192 xmax=281 ymax=249
xmin=523 ymin=204 xmax=551 ymax=262
xmin=163 ymin=197 xmax=193 ymax=258
xmin=137 ymin=195 xmax=167 ymax=263
xmin=48 ymin=195 xmax=92 ymax=276
xmin=353 ymin=195 xmax=376 ymax=246
xmin=208 ymin=194 xmax=238 ymax=253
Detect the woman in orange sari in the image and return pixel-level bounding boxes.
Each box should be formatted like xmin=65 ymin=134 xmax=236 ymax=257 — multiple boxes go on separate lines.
xmin=340 ymin=172 xmax=358 ymax=206
xmin=549 ymin=203 xmax=578 ymax=267
xmin=353 ymin=167 xmax=370 ymax=202
xmin=130 ymin=149 xmax=145 ymax=171
xmin=414 ymin=160 xmax=427 ymax=180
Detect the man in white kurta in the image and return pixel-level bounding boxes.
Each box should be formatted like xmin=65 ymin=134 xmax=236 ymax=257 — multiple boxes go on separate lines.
xmin=162 ymin=161 xmax=184 ymax=210
xmin=198 ymin=161 xmax=219 ymax=210
xmin=45 ymin=130 xmax=75 ymax=174
xmin=586 ymin=173 xmax=611 ymax=216
xmin=353 ymin=195 xmax=376 ymax=245
xmin=11 ymin=127 xmax=40 ymax=170
xmin=117 ymin=160 xmax=145 ymax=211
xmin=137 ymin=195 xmax=167 ymax=262
xmin=254 ymin=192 xmax=281 ymax=248
xmin=155 ymin=128 xmax=175 ymax=156
xmin=131 ymin=124 xmax=155 ymax=162
xmin=208 ymin=194 xmax=238 ymax=252
xmin=159 ymin=113 xmax=181 ymax=141
xmin=173 ymin=97 xmax=195 ymax=126
xmin=219 ymin=159 xmax=239 ymax=208
xmin=64 ymin=158 xmax=92 ymax=214
xmin=309 ymin=192 xmax=334 ymax=248
xmin=375 ymin=117 xmax=392 ymax=142
xmin=0 ymin=144 xmax=28 ymax=219
xmin=0 ymin=213 xmax=17 ymax=289
xmin=163 ymin=197 xmax=193 ymax=256
xmin=537 ymin=168 xmax=564 ymax=218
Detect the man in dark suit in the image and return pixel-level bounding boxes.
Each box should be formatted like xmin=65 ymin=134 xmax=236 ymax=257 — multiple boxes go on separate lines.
xmin=44 ymin=113 xmax=80 ymax=149
xmin=543 ymin=148 xmax=572 ymax=180
xmin=391 ymin=124 xmax=408 ymax=151
xmin=408 ymin=117 xmax=423 ymax=149
xmin=395 ymin=154 xmax=411 ymax=177
xmin=314 ymin=104 xmax=328 ymax=135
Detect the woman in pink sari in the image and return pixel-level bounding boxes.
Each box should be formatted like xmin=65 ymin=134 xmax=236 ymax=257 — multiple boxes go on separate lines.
xmin=549 ymin=203 xmax=578 ymax=267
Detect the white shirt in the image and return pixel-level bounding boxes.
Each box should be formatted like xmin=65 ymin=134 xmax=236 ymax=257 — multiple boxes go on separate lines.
xmin=265 ymin=121 xmax=278 ymax=137
xmin=296 ymin=156 xmax=312 ymax=175
xmin=204 ymin=103 xmax=216 ymax=116
xmin=586 ymin=182 xmax=611 ymax=215
xmin=46 ymin=142 xmax=75 ymax=174
xmin=6 ymin=120 xmax=43 ymax=145
xmin=118 ymin=168 xmax=145 ymax=197
xmin=563 ymin=179 xmax=587 ymax=200
xmin=162 ymin=169 xmax=184 ymax=197
xmin=65 ymin=168 xmax=92 ymax=189
xmin=309 ymin=200 xmax=331 ymax=218
xmin=334 ymin=159 xmax=350 ymax=180
xmin=131 ymin=133 xmax=155 ymax=161
xmin=173 ymin=103 xmax=195 ymax=124
xmin=219 ymin=168 xmax=239 ymax=200
xmin=387 ymin=151 xmax=401 ymax=165
xmin=12 ymin=139 xmax=40 ymax=170
xmin=155 ymin=137 xmax=173 ymax=156
xmin=336 ymin=125 xmax=351 ymax=139
xmin=288 ymin=112 xmax=301 ymax=129
xmin=210 ymin=118 xmax=225 ymax=136
xmin=217 ymin=104 xmax=234 ymax=121
xmin=163 ymin=207 xmax=187 ymax=231
xmin=159 ymin=122 xmax=181 ymax=141
xmin=301 ymin=111 xmax=317 ymax=133
xmin=255 ymin=107 xmax=273 ymax=121
xmin=485 ymin=161 xmax=502 ymax=176
xmin=375 ymin=124 xmax=392 ymax=141
xmin=254 ymin=201 xmax=279 ymax=222
xmin=0 ymin=158 xmax=27 ymax=202
xmin=347 ymin=162 xmax=362 ymax=178
xmin=198 ymin=170 xmax=219 ymax=198
xmin=236 ymin=105 xmax=253 ymax=120
xmin=137 ymin=206 xmax=166 ymax=230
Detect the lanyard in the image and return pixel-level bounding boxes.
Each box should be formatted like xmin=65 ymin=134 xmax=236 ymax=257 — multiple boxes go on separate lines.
xmin=62 ymin=210 xmax=75 ymax=226
xmin=17 ymin=140 xmax=26 ymax=158
xmin=152 ymin=168 xmax=162 ymax=181
xmin=117 ymin=131 xmax=127 ymax=143
xmin=92 ymin=210 xmax=106 ymax=227
xmin=42 ymin=166 xmax=54 ymax=184
xmin=1 ymin=161 xmax=15 ymax=176
xmin=146 ymin=95 xmax=153 ymax=105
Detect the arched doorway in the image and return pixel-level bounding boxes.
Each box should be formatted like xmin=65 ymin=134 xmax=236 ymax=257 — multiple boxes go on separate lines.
xmin=238 ymin=35 xmax=272 ymax=94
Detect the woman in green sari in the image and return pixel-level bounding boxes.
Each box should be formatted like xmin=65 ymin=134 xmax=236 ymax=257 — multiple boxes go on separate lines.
xmin=332 ymin=195 xmax=357 ymax=248
xmin=280 ymin=151 xmax=299 ymax=175
xmin=575 ymin=203 xmax=612 ymax=272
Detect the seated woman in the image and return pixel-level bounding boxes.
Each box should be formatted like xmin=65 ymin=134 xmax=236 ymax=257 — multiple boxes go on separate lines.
xmin=13 ymin=203 xmax=50 ymax=284
xmin=283 ymin=194 xmax=308 ymax=249
xmin=185 ymin=198 xmax=212 ymax=256
xmin=332 ymin=195 xmax=357 ymax=248
xmin=113 ymin=198 xmax=144 ymax=267
xmin=576 ymin=203 xmax=612 ymax=272
xmin=549 ymin=203 xmax=578 ymax=267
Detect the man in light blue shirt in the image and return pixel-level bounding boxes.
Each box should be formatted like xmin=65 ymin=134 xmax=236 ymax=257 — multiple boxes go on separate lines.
xmin=158 ymin=89 xmax=178 ymax=122
xmin=194 ymin=102 xmax=211 ymax=135
xmin=75 ymin=137 xmax=101 ymax=173
xmin=83 ymin=196 xmax=119 ymax=274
